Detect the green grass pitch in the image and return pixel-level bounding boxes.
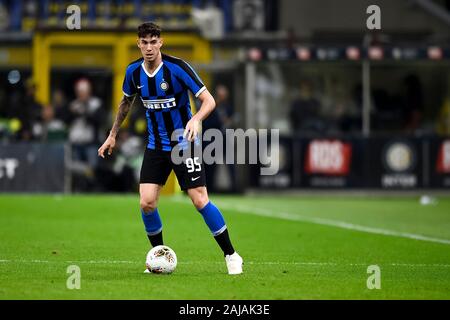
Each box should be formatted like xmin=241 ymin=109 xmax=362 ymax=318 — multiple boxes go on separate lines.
xmin=1 ymin=194 xmax=450 ymax=299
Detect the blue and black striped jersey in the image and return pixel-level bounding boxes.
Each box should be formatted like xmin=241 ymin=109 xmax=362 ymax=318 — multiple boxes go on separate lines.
xmin=122 ymin=54 xmax=206 ymax=151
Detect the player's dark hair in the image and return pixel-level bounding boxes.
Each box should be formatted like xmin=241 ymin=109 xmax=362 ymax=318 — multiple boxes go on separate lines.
xmin=138 ymin=22 xmax=162 ymax=38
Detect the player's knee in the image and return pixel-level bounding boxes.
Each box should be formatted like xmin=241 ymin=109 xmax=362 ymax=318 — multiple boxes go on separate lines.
xmin=191 ymin=192 xmax=209 ymax=210
xmin=140 ymin=198 xmax=158 ymax=213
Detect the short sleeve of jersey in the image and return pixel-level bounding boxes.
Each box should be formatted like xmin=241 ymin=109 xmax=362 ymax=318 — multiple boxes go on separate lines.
xmin=177 ymin=61 xmax=206 ymax=98
xmin=122 ymin=68 xmax=137 ymax=97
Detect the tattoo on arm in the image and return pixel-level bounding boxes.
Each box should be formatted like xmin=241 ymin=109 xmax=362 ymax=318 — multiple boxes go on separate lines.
xmin=110 ymin=95 xmax=136 ymax=137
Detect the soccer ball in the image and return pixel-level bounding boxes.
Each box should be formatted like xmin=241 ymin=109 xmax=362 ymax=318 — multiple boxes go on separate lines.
xmin=145 ymin=245 xmax=177 ymax=274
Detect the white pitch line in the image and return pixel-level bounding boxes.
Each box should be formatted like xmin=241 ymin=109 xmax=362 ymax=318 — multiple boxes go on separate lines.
xmin=0 ymin=259 xmax=450 ymax=268
xmin=170 ymin=197 xmax=450 ymax=246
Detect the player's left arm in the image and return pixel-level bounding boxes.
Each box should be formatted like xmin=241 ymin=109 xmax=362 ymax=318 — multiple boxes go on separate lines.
xmin=183 ymin=89 xmax=216 ymax=142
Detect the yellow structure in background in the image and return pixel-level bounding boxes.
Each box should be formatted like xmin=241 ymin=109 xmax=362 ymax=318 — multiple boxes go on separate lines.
xmin=32 ymin=31 xmax=211 ymax=194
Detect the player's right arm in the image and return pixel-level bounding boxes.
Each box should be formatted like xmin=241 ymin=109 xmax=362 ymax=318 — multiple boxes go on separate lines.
xmin=98 ymin=94 xmax=136 ymax=158
xmin=99 ymin=63 xmax=139 ymax=158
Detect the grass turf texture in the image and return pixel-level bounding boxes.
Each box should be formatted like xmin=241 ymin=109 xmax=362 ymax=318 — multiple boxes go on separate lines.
xmin=1 ymin=194 xmax=450 ymax=299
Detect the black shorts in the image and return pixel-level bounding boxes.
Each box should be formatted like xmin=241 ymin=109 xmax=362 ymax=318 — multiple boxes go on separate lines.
xmin=140 ymin=147 xmax=206 ymax=190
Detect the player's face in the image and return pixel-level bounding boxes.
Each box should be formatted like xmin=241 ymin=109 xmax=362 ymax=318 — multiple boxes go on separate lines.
xmin=138 ymin=35 xmax=163 ymax=63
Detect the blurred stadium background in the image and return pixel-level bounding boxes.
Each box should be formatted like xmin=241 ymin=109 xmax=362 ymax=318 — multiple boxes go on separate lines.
xmin=0 ymin=0 xmax=449 ymax=194
xmin=1 ymin=0 xmax=450 ymax=300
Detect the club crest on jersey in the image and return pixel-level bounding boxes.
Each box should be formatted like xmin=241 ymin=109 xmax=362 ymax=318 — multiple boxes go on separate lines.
xmin=160 ymin=81 xmax=169 ymax=91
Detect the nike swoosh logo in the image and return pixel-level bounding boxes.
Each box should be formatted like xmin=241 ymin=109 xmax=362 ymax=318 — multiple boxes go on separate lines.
xmin=191 ymin=176 xmax=201 ymax=181
xmin=137 ymin=85 xmax=144 ymax=89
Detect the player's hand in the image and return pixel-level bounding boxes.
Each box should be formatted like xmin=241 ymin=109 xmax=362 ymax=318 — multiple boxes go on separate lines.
xmin=183 ymin=118 xmax=200 ymax=142
xmin=98 ymin=135 xmax=116 ymax=158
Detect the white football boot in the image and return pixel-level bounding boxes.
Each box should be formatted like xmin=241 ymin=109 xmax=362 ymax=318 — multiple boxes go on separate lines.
xmin=225 ymin=252 xmax=243 ymax=275
xmin=144 ymin=268 xmax=151 ymax=274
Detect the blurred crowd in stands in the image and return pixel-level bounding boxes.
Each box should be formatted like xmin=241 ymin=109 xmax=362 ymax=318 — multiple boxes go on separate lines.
xmin=289 ymin=75 xmax=422 ymax=136
xmin=287 ymin=74 xmax=450 ymax=136
xmin=0 ymin=0 xmax=236 ymax=33
xmin=0 ymin=76 xmax=123 ymax=192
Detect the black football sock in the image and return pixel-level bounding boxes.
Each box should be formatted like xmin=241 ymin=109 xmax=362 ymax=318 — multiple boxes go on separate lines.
xmin=214 ymin=229 xmax=235 ymax=256
xmin=147 ymin=231 xmax=163 ymax=247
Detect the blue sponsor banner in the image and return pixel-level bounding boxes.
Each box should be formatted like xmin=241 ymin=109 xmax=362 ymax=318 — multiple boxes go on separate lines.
xmin=249 ymin=135 xmax=450 ymax=190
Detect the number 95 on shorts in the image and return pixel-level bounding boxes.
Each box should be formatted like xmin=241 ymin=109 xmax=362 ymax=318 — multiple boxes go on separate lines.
xmin=140 ymin=148 xmax=206 ymax=191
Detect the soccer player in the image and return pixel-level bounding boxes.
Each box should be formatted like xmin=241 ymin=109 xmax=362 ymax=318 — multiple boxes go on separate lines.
xmin=98 ymin=22 xmax=243 ymax=275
